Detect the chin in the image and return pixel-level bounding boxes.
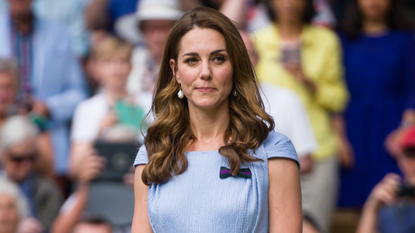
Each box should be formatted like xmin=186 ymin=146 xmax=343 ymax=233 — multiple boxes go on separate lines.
xmin=193 ymin=99 xmax=223 ymax=110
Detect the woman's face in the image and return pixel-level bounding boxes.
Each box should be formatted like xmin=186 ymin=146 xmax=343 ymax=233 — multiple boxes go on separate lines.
xmin=358 ymin=0 xmax=390 ymax=22
xmin=271 ymin=0 xmax=306 ymax=23
xmin=0 ymin=194 xmax=19 ymax=233
xmin=170 ymin=27 xmax=233 ymax=111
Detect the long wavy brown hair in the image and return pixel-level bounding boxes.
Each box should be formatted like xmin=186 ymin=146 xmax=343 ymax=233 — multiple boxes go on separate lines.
xmin=142 ymin=7 xmax=275 ymax=185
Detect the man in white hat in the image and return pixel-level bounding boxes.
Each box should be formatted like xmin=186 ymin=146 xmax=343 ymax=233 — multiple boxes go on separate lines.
xmin=115 ymin=0 xmax=184 ymax=98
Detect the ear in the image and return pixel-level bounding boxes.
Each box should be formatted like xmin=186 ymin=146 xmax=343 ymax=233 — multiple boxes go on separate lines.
xmin=169 ymin=58 xmax=181 ymax=84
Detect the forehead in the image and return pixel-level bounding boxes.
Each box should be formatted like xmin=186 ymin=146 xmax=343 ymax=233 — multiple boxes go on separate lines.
xmin=98 ymin=50 xmax=130 ymax=61
xmin=7 ymin=138 xmax=36 ymax=155
xmin=178 ymin=28 xmax=227 ymax=55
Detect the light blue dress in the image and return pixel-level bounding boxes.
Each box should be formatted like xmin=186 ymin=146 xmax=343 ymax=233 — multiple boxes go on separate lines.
xmin=134 ymin=130 xmax=300 ymax=233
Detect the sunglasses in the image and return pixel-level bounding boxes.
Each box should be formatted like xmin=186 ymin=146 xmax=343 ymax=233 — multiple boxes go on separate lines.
xmin=9 ymin=153 xmax=37 ymax=163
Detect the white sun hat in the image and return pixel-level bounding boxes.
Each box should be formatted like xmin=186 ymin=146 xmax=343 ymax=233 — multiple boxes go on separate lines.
xmin=115 ymin=0 xmax=185 ymax=44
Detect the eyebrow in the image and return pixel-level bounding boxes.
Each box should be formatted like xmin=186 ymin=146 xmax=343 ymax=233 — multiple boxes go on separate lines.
xmin=182 ymin=49 xmax=227 ymax=57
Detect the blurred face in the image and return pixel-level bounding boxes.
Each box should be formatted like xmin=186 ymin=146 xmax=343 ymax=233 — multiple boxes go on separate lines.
xmin=141 ymin=20 xmax=175 ymax=62
xmin=7 ymin=0 xmax=33 ymax=18
xmin=271 ymin=0 xmax=306 ymax=23
xmin=3 ymin=138 xmax=37 ymax=183
xmin=398 ymin=153 xmax=415 ymax=186
xmin=358 ymin=0 xmax=390 ymax=22
xmin=170 ymin=28 xmax=233 ymax=111
xmin=0 ymin=194 xmax=19 ymax=233
xmin=72 ymin=223 xmax=112 ymax=233
xmin=94 ymin=52 xmax=132 ymax=91
xmin=0 ymin=73 xmax=16 ymax=115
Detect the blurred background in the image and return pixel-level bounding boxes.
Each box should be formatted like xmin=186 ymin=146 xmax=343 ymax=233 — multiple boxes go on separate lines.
xmin=0 ymin=0 xmax=414 ymax=233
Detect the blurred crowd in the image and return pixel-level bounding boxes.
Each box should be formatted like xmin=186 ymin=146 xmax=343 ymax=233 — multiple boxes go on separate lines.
xmin=0 ymin=0 xmax=414 ymax=233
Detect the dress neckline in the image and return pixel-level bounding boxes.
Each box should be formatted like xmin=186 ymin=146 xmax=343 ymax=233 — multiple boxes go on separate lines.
xmin=184 ymin=150 xmax=219 ymax=154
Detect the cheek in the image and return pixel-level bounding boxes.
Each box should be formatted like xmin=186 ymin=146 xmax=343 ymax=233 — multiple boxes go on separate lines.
xmin=177 ymin=67 xmax=199 ymax=87
xmin=400 ymin=160 xmax=415 ymax=174
xmin=214 ymin=66 xmax=233 ymax=88
xmin=95 ymin=64 xmax=109 ymax=76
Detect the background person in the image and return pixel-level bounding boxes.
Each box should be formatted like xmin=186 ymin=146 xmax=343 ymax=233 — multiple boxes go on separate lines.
xmin=253 ymin=0 xmax=349 ymax=231
xmin=0 ymin=116 xmax=63 ymax=232
xmin=116 ymin=0 xmax=184 ymax=97
xmin=0 ymin=178 xmax=31 ymax=233
xmin=85 ymin=0 xmax=138 ymax=40
xmin=0 ymin=58 xmax=53 ymax=178
xmin=240 ymin=30 xmax=317 ymax=174
xmin=0 ymin=0 xmax=89 ymax=177
xmin=51 ymin=156 xmax=107 ymax=233
xmin=69 ymin=36 xmax=146 ymax=178
xmin=337 ymin=0 xmax=415 ymax=208
xmin=54 ymin=124 xmax=137 ymax=233
xmin=356 ymin=126 xmax=415 ymax=233
xmin=0 ymin=0 xmax=90 ymax=58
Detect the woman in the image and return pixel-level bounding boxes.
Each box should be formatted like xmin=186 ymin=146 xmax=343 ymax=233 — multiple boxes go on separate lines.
xmin=132 ymin=7 xmax=302 ymax=233
xmin=0 ymin=178 xmax=32 ymax=233
xmin=253 ymin=0 xmax=349 ymax=232
xmin=0 ymin=59 xmax=54 ymax=178
xmin=338 ymin=0 xmax=415 ymax=207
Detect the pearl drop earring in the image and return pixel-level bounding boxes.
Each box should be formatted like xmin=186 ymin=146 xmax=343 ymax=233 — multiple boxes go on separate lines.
xmin=233 ymin=89 xmax=238 ymax=97
xmin=178 ymin=89 xmax=184 ymax=99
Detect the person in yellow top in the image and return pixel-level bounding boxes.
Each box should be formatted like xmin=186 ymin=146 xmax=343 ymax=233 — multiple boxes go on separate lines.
xmin=253 ymin=0 xmax=349 ymax=232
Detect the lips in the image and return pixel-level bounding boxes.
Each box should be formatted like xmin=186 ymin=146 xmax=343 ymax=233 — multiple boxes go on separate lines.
xmin=196 ymin=87 xmax=215 ymax=93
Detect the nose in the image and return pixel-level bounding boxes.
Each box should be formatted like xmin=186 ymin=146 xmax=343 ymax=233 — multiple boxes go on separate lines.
xmin=199 ymin=59 xmax=212 ymax=80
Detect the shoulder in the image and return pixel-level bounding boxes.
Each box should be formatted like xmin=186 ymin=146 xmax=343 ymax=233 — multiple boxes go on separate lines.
xmin=134 ymin=145 xmax=148 ymax=166
xmin=261 ymin=83 xmax=301 ymax=104
xmin=393 ymin=30 xmax=415 ymax=45
xmin=36 ymin=17 xmax=71 ymax=44
xmin=75 ymin=94 xmax=105 ymax=113
xmin=308 ymin=25 xmax=338 ymax=40
xmin=262 ymin=130 xmax=300 ymax=169
xmin=252 ymin=24 xmax=274 ymax=38
xmin=37 ymin=17 xmax=67 ymax=34
xmin=305 ymin=25 xmax=340 ymax=48
xmin=33 ymin=175 xmax=62 ymax=198
xmin=73 ymin=94 xmax=106 ymax=123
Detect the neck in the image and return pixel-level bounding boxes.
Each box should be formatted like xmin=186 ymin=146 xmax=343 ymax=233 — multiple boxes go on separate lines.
xmin=363 ymin=18 xmax=388 ymax=34
xmin=11 ymin=12 xmax=34 ymax=34
xmin=277 ymin=20 xmax=303 ymax=41
xmin=106 ymin=87 xmax=127 ymax=105
xmin=188 ymin=102 xmax=230 ymax=146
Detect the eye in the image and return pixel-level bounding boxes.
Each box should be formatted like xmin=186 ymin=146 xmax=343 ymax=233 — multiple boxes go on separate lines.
xmin=185 ymin=57 xmax=198 ymax=65
xmin=213 ymin=55 xmax=226 ymax=64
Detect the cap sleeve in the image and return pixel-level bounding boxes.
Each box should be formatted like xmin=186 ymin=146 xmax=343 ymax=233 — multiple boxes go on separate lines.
xmin=134 ymin=145 xmax=148 ymax=167
xmin=263 ymin=130 xmax=300 ymax=170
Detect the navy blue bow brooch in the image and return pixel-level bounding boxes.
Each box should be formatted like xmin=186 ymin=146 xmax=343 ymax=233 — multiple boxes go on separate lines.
xmin=220 ymin=166 xmax=252 ymax=179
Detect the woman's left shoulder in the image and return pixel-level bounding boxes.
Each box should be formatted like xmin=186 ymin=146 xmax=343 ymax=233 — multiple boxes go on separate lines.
xmin=307 ymin=25 xmax=339 ymax=40
xmin=304 ymin=26 xmax=340 ymax=50
xmin=393 ymin=30 xmax=415 ymax=44
xmin=262 ymin=130 xmax=300 ymax=169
